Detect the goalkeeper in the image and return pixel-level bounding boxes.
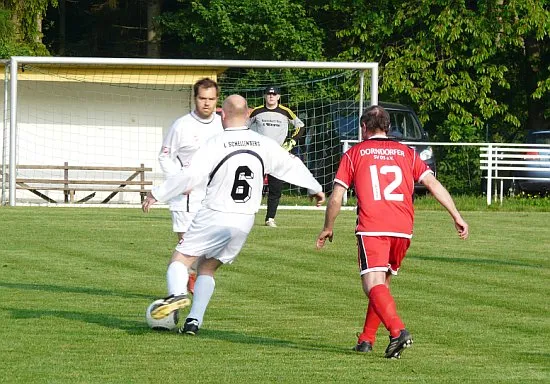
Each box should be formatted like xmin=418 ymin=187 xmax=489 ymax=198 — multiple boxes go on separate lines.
xmin=248 ymin=86 xmax=305 ymax=227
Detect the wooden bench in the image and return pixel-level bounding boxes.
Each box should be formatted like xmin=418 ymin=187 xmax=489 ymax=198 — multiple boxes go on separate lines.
xmin=1 ymin=163 xmax=152 ymax=204
xmin=480 ymin=144 xmax=550 ymax=205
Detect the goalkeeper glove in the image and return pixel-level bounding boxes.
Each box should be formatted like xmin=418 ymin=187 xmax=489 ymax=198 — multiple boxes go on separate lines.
xmin=282 ymin=138 xmax=296 ymax=152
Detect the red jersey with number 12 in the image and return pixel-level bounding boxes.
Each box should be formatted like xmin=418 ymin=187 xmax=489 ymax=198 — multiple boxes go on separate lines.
xmin=334 ymin=138 xmax=433 ymax=238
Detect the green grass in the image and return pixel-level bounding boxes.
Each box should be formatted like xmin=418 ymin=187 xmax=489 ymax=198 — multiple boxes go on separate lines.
xmin=0 ymin=207 xmax=549 ymax=383
xmin=276 ymin=193 xmax=550 ymax=212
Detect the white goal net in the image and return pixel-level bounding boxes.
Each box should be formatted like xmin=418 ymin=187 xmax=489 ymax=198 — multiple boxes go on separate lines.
xmin=2 ymin=57 xmax=378 ymax=206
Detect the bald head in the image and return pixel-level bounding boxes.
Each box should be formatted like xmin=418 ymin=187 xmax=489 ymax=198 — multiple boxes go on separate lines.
xmin=221 ymin=94 xmax=249 ymax=128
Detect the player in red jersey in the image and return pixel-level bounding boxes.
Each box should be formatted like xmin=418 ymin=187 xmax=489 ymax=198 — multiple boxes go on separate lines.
xmin=316 ymin=105 xmax=468 ymax=358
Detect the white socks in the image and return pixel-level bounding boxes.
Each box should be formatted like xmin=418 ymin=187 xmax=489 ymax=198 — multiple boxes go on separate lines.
xmin=166 ymin=263 xmax=216 ymax=327
xmin=166 ymin=261 xmax=189 ymax=296
xmin=187 ymin=275 xmax=215 ymax=326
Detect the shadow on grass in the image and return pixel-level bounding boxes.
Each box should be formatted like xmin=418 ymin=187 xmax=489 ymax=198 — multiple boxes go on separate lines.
xmin=195 ymin=328 xmax=349 ymax=354
xmin=3 ymin=307 xmax=150 ymax=335
xmin=4 ymin=306 xmax=354 ymax=354
xmin=0 ymin=281 xmax=152 ymax=299
xmin=408 ymin=254 xmax=542 ymax=268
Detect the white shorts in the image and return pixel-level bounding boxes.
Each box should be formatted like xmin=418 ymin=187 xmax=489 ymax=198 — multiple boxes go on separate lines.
xmin=171 ymin=211 xmax=196 ymax=233
xmin=175 ymin=208 xmax=255 ymax=264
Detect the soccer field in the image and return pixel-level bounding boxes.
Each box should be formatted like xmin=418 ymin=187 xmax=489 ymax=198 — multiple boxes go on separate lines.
xmin=0 ymin=207 xmax=548 ymax=383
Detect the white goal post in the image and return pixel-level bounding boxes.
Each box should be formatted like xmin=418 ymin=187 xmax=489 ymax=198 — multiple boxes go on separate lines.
xmin=3 ymin=56 xmax=378 ymax=206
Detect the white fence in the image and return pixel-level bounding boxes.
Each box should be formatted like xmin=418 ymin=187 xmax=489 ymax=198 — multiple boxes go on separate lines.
xmin=480 ymin=143 xmax=550 ymax=205
xmin=342 ymin=140 xmax=550 ymax=205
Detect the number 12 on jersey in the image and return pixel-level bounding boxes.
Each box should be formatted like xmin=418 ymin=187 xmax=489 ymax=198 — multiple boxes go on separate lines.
xmin=369 ymin=165 xmax=404 ymax=201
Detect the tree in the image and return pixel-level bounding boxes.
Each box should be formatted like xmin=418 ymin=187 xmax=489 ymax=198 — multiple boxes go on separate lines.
xmin=43 ymin=0 xmax=161 ymax=58
xmin=320 ymin=0 xmax=549 ymax=142
xmin=0 ymin=0 xmax=58 ymax=58
xmin=158 ymin=0 xmax=324 ymax=60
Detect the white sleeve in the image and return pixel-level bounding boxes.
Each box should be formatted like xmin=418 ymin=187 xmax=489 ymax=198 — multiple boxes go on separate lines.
xmin=266 ymin=140 xmax=322 ymax=194
xmin=158 ymin=122 xmax=183 ymax=176
xmin=152 ymin=146 xmax=211 ymax=203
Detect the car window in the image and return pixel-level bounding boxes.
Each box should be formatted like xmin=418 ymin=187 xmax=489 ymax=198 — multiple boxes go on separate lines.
xmin=332 ymin=102 xmax=426 ymax=141
xmin=388 ymin=111 xmax=423 ymax=140
xmin=527 ymin=132 xmax=550 ymax=145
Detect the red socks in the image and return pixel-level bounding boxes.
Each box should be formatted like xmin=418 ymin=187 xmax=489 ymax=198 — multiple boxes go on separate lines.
xmin=368 ymin=284 xmax=404 ymax=338
xmin=359 ymin=301 xmax=381 ymax=344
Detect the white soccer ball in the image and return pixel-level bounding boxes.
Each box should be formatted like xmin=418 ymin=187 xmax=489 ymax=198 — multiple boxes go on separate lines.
xmin=146 ymin=299 xmax=179 ymax=331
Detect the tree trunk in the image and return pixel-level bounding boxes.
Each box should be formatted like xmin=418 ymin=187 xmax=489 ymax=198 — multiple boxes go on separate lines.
xmin=35 ymin=13 xmax=42 ymax=43
xmin=147 ymin=0 xmax=162 ymax=58
xmin=10 ymin=1 xmax=23 ymax=41
xmin=58 ymin=0 xmax=66 ymax=55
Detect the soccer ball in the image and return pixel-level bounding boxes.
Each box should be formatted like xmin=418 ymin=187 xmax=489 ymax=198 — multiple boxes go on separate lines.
xmin=146 ymin=299 xmax=179 ymax=331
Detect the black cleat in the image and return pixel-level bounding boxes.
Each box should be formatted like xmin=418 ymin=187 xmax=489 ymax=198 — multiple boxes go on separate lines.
xmin=384 ymin=329 xmax=413 ymax=358
xmin=150 ymin=294 xmax=190 ymax=320
xmin=179 ymin=318 xmax=200 ymax=336
xmin=352 ymin=340 xmax=373 ymax=353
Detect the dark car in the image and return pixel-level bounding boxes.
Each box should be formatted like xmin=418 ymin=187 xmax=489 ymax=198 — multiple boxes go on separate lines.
xmin=335 ymin=101 xmax=436 ymax=193
xmin=514 ymin=130 xmax=550 ymax=194
xmin=384 ymin=102 xmax=436 ymax=177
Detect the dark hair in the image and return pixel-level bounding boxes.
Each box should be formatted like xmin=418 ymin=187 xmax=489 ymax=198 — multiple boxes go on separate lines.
xmin=360 ymin=105 xmax=390 ymax=134
xmin=193 ymin=78 xmax=219 ymax=98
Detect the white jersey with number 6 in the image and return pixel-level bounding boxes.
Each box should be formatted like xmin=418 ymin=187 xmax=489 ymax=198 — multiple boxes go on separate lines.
xmin=152 ymin=126 xmax=322 ymax=214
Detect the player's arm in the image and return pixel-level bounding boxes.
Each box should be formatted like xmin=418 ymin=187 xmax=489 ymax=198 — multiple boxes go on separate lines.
xmin=267 ymin=140 xmax=323 ymax=197
xmin=282 ymin=107 xmax=305 ymax=151
xmin=158 ymin=124 xmax=183 ymax=176
xmin=143 ymin=148 xmax=210 ymax=213
xmin=289 ymin=117 xmax=305 ymax=141
xmin=421 ymin=173 xmax=469 ymax=239
xmin=316 ymin=183 xmax=346 ymax=249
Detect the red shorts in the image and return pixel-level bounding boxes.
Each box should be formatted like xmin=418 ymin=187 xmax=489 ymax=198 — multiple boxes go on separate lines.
xmin=356 ymin=235 xmax=411 ymax=276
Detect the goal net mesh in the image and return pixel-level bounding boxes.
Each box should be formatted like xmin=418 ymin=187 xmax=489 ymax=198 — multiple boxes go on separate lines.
xmin=5 ymin=62 xmax=367 ymax=204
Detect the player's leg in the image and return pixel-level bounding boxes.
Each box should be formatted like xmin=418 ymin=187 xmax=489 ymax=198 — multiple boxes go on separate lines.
xmin=176 ymin=232 xmax=197 ymax=295
xmin=357 ymin=236 xmax=411 ymax=357
xmin=356 ymin=272 xmax=393 ymax=350
xmin=181 ymin=257 xmax=222 ymax=335
xmin=381 ymin=238 xmax=413 ymax=358
xmin=181 ymin=210 xmax=255 ymax=335
xmin=265 ymin=175 xmax=283 ymax=226
xmin=151 ymin=250 xmax=195 ymax=319
xmin=359 ymin=236 xmax=404 ymax=335
xmin=355 ymin=301 xmax=380 ymax=352
xmin=172 ymin=210 xmax=198 ymax=294
xmin=363 ymin=272 xmax=409 ymax=356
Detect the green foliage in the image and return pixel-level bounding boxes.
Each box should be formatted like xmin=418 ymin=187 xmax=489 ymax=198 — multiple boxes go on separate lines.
xmin=433 ymin=145 xmax=482 ymax=194
xmin=159 ymin=0 xmax=324 ymax=60
xmin=0 ymin=1 xmax=57 ymax=58
xmin=0 ymin=9 xmax=12 ymax=41
xmin=0 ymin=8 xmax=14 ymax=52
xmin=323 ymin=0 xmax=549 ymax=141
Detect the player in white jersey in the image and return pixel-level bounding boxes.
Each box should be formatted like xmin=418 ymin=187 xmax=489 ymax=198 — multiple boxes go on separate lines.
xmin=158 ymin=78 xmax=223 ymax=294
xmin=143 ymin=94 xmax=325 ymax=335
